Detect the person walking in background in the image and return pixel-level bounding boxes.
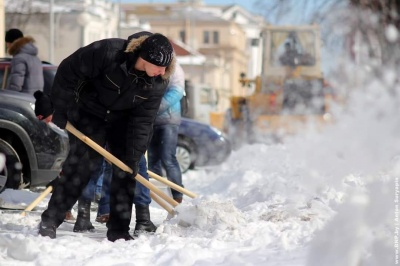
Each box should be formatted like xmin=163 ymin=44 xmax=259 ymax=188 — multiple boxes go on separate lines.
xmin=36 ymin=31 xmax=175 ymax=242
xmin=5 ymin=28 xmax=44 ymax=94
xmin=148 ymin=62 xmax=185 ymax=203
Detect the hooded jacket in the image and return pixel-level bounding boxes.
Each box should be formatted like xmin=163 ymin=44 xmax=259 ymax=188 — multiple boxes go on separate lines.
xmin=7 ymin=36 xmax=44 ymax=94
xmin=154 ymin=62 xmax=185 ymax=126
xmin=50 ymin=32 xmax=175 ymax=162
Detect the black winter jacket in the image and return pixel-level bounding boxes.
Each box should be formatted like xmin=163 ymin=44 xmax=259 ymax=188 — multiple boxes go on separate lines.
xmin=50 ymin=33 xmax=175 ymax=162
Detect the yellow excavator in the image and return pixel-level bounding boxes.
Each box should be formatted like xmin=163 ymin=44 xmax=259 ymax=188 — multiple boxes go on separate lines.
xmin=211 ymin=24 xmax=333 ymax=145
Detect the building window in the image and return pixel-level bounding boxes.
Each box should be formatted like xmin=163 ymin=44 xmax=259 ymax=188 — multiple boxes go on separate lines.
xmin=203 ymin=31 xmax=219 ymax=44
xmin=251 ymin=38 xmax=259 ymax=46
xmin=232 ymin=11 xmax=237 ymax=19
xmin=213 ymin=31 xmax=219 ymax=44
xmin=203 ymin=31 xmax=210 ymax=44
xmin=180 ymin=30 xmax=186 ymax=43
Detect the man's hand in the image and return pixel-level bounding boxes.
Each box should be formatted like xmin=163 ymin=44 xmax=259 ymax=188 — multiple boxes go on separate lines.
xmin=51 ymin=111 xmax=68 ymax=129
xmin=126 ymin=160 xmax=139 ymax=177
xmin=46 ymin=175 xmax=60 ymax=191
xmin=37 ymin=114 xmax=53 ymax=123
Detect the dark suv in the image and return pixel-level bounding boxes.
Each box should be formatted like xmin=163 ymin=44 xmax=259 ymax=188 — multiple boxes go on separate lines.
xmin=0 ymin=59 xmax=68 ymax=192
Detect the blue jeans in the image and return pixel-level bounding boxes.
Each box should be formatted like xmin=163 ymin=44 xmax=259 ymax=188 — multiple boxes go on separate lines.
xmin=81 ymin=160 xmax=105 ymax=202
xmin=96 ymin=160 xmax=112 ymax=216
xmin=86 ymin=155 xmax=151 ymax=217
xmin=148 ymin=124 xmax=183 ymax=199
xmin=80 ymin=159 xmax=112 ymax=216
xmin=133 ymin=156 xmax=152 ymax=207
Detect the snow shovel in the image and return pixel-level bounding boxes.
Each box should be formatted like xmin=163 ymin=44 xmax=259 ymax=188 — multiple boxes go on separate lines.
xmin=64 ymin=122 xmax=183 ymax=216
xmin=21 ymin=176 xmax=177 ymax=216
xmin=21 ymin=122 xmax=193 ymax=217
xmin=147 ymin=171 xmax=197 ymax=198
xmin=21 ymin=182 xmax=177 ymax=216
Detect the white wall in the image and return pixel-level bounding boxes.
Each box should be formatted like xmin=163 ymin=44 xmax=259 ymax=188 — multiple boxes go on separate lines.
xmin=5 ymin=1 xmax=119 ymax=65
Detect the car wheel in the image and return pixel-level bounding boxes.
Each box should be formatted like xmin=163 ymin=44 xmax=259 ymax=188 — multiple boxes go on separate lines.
xmin=176 ymin=139 xmax=195 ymax=173
xmin=0 ymin=139 xmax=23 ymax=192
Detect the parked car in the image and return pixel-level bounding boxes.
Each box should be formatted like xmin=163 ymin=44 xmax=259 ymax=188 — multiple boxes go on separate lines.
xmin=177 ymin=118 xmax=231 ymax=173
xmin=0 ymin=90 xmax=69 ymax=192
xmin=0 ymin=58 xmax=67 ymax=192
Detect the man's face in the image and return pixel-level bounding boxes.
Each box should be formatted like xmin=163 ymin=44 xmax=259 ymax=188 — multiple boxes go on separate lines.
xmin=144 ymin=60 xmax=167 ymax=77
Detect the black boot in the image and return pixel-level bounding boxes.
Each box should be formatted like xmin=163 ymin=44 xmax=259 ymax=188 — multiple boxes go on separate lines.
xmin=133 ymin=205 xmax=157 ymax=236
xmin=107 ymin=231 xmax=134 ymax=242
xmin=73 ymin=199 xmax=95 ymax=233
xmin=38 ymin=221 xmax=56 ymax=239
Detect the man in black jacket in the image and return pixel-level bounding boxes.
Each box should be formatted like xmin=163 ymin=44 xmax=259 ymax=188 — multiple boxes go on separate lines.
xmin=37 ymin=32 xmax=175 ymax=242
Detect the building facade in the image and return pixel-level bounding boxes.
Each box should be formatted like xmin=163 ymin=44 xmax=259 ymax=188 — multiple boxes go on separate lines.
xmin=5 ymin=0 xmax=119 ymax=64
xmin=121 ymin=1 xmax=266 ymax=115
xmin=5 ymin=0 xmax=266 ymax=122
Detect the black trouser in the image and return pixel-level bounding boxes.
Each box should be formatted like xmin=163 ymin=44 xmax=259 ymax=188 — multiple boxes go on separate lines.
xmin=41 ymin=109 xmax=136 ymax=233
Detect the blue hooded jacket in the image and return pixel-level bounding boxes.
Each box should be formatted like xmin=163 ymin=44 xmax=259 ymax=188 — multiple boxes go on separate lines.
xmin=154 ymin=62 xmax=185 ymax=126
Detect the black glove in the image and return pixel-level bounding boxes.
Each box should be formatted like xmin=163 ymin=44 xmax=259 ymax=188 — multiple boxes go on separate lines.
xmin=126 ymin=160 xmax=139 ymax=177
xmin=33 ymin=90 xmax=54 ymax=119
xmin=45 ymin=175 xmax=61 ymax=191
xmin=51 ymin=110 xmax=68 ymax=129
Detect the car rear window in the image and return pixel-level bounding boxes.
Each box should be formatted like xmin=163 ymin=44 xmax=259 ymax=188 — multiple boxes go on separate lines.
xmin=0 ymin=64 xmax=9 ymax=90
xmin=43 ymin=67 xmax=57 ymax=94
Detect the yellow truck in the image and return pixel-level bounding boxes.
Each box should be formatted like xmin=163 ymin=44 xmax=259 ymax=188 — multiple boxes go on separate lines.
xmin=211 ymin=24 xmax=333 ymax=145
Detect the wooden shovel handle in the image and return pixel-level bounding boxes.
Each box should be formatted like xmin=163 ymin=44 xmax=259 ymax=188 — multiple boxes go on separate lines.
xmin=147 ymin=171 xmax=197 ymax=198
xmin=66 ymin=122 xmax=131 ymax=172
xmin=66 ymin=122 xmax=179 ymax=208
xmin=150 ymin=191 xmax=175 ymax=215
xmin=21 ymin=186 xmax=53 ymax=216
xmin=20 ymin=122 xmax=183 ymax=216
xmin=136 ymin=174 xmax=178 ymax=207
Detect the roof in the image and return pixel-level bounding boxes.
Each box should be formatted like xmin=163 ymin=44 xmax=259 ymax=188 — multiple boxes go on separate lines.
xmin=171 ymin=41 xmax=191 ymax=57
xmin=121 ymin=4 xmax=229 ymax=23
xmin=169 ymin=39 xmax=206 ymax=65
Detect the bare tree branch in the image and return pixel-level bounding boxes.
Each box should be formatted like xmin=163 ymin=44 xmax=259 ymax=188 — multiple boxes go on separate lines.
xmin=254 ymin=0 xmax=400 ymax=66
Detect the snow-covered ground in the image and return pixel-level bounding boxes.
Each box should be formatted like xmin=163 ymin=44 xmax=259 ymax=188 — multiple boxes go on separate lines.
xmin=0 ymin=75 xmax=398 ymax=265
xmin=0 ymin=144 xmax=334 ymax=266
